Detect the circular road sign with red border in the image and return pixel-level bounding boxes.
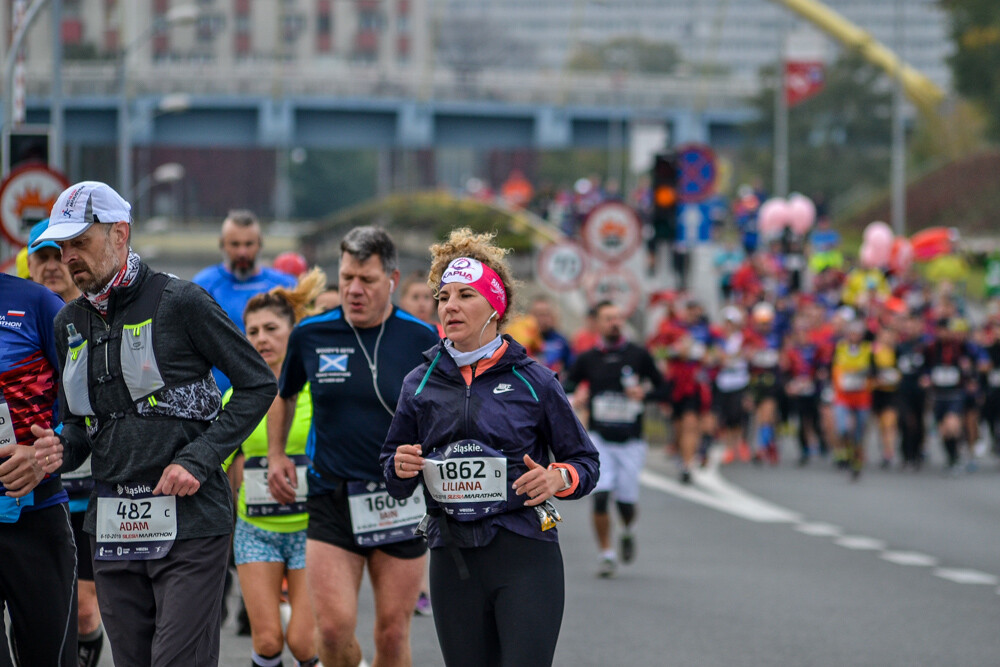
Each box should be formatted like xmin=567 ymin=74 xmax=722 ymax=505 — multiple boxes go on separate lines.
xmin=537 ymin=239 xmax=589 ymax=292
xmin=585 ymin=264 xmax=642 ymax=318
xmin=676 ymin=143 xmax=717 ymax=204
xmin=0 ymin=164 xmax=69 ymax=246
xmin=581 ymin=202 xmax=643 ymax=264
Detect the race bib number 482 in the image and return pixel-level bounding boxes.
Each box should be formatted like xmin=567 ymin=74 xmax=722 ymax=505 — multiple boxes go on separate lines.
xmin=95 ymin=489 xmax=176 ymax=561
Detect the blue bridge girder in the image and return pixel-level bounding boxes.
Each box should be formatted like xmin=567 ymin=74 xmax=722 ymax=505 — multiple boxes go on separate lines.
xmin=25 ymin=95 xmax=757 ymax=150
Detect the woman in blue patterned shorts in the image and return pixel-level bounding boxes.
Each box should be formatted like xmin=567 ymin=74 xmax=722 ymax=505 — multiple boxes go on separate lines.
xmin=224 ymin=270 xmax=325 ymax=667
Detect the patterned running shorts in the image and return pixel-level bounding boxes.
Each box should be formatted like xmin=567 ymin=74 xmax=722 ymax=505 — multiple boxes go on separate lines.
xmin=233 ymin=517 xmax=307 ymax=569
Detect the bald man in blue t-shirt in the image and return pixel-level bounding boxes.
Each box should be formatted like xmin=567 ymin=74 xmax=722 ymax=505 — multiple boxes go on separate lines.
xmin=193 ymin=209 xmax=296 ymax=393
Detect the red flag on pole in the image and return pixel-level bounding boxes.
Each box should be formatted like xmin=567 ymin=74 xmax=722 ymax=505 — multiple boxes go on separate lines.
xmin=784 ymin=61 xmax=826 ymax=107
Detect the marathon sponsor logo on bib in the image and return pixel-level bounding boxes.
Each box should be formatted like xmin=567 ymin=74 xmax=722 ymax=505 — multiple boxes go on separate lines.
xmin=243 ymin=455 xmax=310 ymax=517
xmin=716 ymin=360 xmax=750 ymax=392
xmin=423 ymin=440 xmax=509 ymax=521
xmin=839 ymin=372 xmax=868 ymax=393
xmin=0 ymin=398 xmax=14 ymax=447
xmin=788 ymin=377 xmax=816 ymax=396
xmin=591 ymin=392 xmax=643 ymax=424
xmin=347 ymin=480 xmax=424 ymax=547
xmin=877 ymin=368 xmax=901 ymax=386
xmin=931 ymin=366 xmax=960 ymax=388
xmin=95 ymin=483 xmax=176 ymax=561
xmin=752 ymin=349 xmax=779 ymax=368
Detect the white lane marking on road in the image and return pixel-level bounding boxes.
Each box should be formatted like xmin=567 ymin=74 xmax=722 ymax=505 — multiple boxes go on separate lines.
xmin=879 ymin=551 xmax=939 ymax=567
xmin=643 ymin=448 xmax=1000 ymax=592
xmin=640 ymin=469 xmax=800 ymax=523
xmin=794 ymin=522 xmax=843 ymax=537
xmin=695 ymin=462 xmax=804 ymax=522
xmin=834 ymin=536 xmax=888 ymax=551
xmin=933 ymin=569 xmax=1000 ymax=586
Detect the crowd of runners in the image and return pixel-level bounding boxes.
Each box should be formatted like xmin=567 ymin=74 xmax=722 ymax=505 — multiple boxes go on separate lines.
xmin=6 ymin=175 xmax=999 ymax=667
xmin=516 ymin=179 xmax=998 ymax=485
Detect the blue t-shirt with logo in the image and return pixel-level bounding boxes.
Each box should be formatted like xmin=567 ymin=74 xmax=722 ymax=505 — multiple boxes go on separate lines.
xmin=0 ymin=275 xmax=68 ymax=511
xmin=192 ymin=264 xmax=297 ymax=393
xmin=539 ymin=329 xmax=574 ymax=373
xmin=279 ymin=306 xmax=439 ymax=492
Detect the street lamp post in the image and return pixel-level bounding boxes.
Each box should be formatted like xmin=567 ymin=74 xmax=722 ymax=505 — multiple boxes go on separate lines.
xmin=2 ymin=0 xmax=51 ymax=175
xmin=117 ymin=5 xmax=199 ymax=196
xmin=890 ymin=0 xmax=906 ymax=236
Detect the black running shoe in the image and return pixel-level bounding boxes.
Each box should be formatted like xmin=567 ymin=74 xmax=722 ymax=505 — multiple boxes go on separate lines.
xmin=621 ymin=532 xmax=636 ymax=564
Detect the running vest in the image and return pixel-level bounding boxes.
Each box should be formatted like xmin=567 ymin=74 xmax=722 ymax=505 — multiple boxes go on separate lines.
xmin=61 ymin=273 xmax=222 ymax=425
xmin=834 ymin=341 xmax=872 ymax=393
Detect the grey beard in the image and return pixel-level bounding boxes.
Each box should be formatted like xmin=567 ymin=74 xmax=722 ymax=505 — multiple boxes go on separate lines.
xmin=76 ymin=261 xmax=120 ymax=294
xmin=76 ymin=266 xmax=121 ymax=294
xmin=225 ymin=253 xmax=257 ymax=280
xmin=231 ymin=265 xmax=256 ymax=280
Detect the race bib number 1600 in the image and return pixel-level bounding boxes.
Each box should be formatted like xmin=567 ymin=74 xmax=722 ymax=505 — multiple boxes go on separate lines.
xmin=347 ymin=481 xmax=424 ymax=547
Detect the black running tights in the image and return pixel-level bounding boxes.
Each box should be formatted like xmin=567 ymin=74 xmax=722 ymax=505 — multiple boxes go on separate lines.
xmin=429 ymin=530 xmax=564 ymax=667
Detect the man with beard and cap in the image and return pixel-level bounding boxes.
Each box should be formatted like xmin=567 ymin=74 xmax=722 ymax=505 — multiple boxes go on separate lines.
xmin=31 ymin=181 xmax=276 ymax=667
xmin=27 ymin=218 xmax=107 ymax=666
xmin=563 ymin=300 xmax=666 ymax=578
xmin=193 ymin=210 xmax=296 ymax=394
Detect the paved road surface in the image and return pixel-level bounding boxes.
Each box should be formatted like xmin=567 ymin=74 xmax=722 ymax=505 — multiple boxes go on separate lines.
xmin=88 ymin=438 xmax=999 ymax=666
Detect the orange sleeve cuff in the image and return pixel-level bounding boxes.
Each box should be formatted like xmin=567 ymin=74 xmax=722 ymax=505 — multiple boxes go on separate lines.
xmin=549 ymin=462 xmax=579 ymax=498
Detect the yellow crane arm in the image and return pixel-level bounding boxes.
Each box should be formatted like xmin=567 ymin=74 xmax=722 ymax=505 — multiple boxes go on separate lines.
xmin=771 ymin=0 xmax=946 ymax=115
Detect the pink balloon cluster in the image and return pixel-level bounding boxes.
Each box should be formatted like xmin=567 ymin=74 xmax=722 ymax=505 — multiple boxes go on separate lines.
xmin=859 ymin=221 xmax=914 ymax=272
xmin=757 ymin=194 xmax=816 ymax=237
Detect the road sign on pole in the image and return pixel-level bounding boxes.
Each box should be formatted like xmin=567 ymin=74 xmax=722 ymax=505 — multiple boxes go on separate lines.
xmin=0 ymin=164 xmax=69 ymax=245
xmin=676 ymin=143 xmax=717 ymax=204
xmin=537 ymin=240 xmax=588 ymax=292
xmin=585 ymin=264 xmax=642 ymax=318
xmin=581 ymin=202 xmax=643 ymax=264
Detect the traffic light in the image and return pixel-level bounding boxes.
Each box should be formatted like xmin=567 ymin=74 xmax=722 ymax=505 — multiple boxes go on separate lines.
xmin=651 ymin=152 xmax=678 ymax=242
xmin=3 ymin=125 xmax=50 ymax=174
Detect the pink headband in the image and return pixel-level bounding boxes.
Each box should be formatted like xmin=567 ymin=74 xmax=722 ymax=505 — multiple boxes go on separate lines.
xmin=440 ymin=257 xmax=507 ymax=319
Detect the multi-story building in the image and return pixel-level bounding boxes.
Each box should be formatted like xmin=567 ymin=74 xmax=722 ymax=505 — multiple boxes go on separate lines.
xmin=5 ymin=0 xmax=430 ymax=89
xmin=4 ymin=0 xmax=950 ymax=94
xmin=0 ymin=0 xmax=953 ymax=222
xmin=442 ymin=0 xmax=952 ymax=90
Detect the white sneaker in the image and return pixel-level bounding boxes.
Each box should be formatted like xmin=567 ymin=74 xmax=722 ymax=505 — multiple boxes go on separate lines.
xmin=974 ymin=439 xmax=988 ymax=457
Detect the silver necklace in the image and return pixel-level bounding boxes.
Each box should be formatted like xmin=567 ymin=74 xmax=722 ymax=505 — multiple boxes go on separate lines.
xmin=347 ymin=311 xmax=394 ymax=417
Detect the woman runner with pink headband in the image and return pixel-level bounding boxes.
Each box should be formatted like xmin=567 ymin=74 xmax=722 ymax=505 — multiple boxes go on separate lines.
xmin=381 ymin=228 xmax=600 ymax=667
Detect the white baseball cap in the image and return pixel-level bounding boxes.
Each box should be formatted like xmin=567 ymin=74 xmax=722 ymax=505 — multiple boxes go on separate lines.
xmin=721 ymin=305 xmax=744 ymax=324
xmin=31 ymin=181 xmax=131 ymax=248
